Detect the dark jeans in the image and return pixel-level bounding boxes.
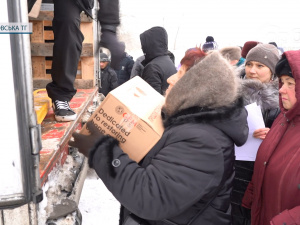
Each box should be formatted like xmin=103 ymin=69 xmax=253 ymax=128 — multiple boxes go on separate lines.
xmin=46 ymin=0 xmax=84 ymax=102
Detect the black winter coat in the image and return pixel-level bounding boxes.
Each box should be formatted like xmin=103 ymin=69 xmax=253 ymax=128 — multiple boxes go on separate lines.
xmin=88 ymin=98 xmax=248 ymax=225
xmin=99 ymin=65 xmax=118 ymax=96
xmin=140 ymin=27 xmax=177 ymax=95
xmin=115 ymin=53 xmax=134 ymax=85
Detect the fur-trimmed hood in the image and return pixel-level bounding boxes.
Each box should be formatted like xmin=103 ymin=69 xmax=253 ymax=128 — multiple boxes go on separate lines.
xmin=240 ymin=78 xmax=279 ymax=113
xmin=235 ymin=63 xmax=246 ymax=79
xmin=162 ymin=97 xmax=248 ymax=147
xmin=162 ymin=51 xmax=239 ymax=117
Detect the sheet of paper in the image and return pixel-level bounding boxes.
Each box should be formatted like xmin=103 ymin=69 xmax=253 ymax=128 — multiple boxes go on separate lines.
xmin=235 ymin=102 xmax=265 ymax=161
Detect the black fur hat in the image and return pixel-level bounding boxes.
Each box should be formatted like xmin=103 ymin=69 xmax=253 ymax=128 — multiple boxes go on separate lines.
xmin=275 ymin=56 xmax=293 ymax=78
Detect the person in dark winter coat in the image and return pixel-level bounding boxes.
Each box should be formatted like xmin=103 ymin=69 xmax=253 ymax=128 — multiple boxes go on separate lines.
xmin=114 ymin=43 xmax=134 ymax=85
xmin=115 ymin=52 xmax=134 ymax=85
xmin=28 ymin=0 xmax=124 ymax=122
xmin=99 ymin=53 xmax=118 ymax=96
xmin=167 ymin=50 xmax=175 ymax=64
xmin=130 ymin=55 xmax=145 ymax=79
xmin=140 ymin=26 xmax=177 ymax=95
xmin=69 ymin=49 xmax=249 ymax=225
xmin=242 ymin=50 xmax=300 ymax=225
xmin=231 ymin=43 xmax=281 ymax=225
xmin=130 ymin=50 xmax=175 ymax=80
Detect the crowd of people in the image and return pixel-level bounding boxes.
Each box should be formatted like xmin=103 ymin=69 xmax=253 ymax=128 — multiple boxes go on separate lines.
xmin=29 ymin=0 xmax=300 ymax=224
xmin=69 ymin=27 xmax=300 ymax=225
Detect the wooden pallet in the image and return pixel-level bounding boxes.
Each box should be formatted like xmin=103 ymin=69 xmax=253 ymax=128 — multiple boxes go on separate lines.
xmin=29 ymin=8 xmax=95 ymax=89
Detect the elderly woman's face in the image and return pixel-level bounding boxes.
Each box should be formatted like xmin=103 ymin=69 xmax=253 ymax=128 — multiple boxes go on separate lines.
xmin=165 ymin=65 xmax=187 ymax=96
xmin=245 ymin=61 xmax=272 ymax=83
xmin=279 ymin=75 xmax=297 ymax=110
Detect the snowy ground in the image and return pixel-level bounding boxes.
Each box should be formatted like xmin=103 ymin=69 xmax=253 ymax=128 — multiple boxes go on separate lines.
xmin=78 ymin=168 xmax=121 ymax=225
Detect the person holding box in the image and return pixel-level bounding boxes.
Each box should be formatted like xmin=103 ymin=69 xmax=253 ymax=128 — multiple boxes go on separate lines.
xmin=69 ymin=48 xmax=248 ymax=225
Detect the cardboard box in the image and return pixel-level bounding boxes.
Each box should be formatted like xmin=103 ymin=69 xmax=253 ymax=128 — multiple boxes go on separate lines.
xmin=81 ymin=76 xmax=165 ymax=162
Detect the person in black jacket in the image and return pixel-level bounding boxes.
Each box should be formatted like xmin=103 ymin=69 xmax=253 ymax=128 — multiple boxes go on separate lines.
xmin=130 ymin=50 xmax=175 ymax=80
xmin=69 ymin=49 xmax=249 ymax=225
xmin=114 ymin=42 xmax=134 ymax=86
xmin=130 ymin=55 xmax=145 ymax=79
xmin=140 ymin=26 xmax=177 ymax=95
xmin=99 ymin=53 xmax=118 ymax=96
xmin=28 ymin=0 xmax=124 ymax=122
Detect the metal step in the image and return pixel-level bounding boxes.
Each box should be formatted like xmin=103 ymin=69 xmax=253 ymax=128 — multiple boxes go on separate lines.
xmin=39 ymin=88 xmax=98 ymax=185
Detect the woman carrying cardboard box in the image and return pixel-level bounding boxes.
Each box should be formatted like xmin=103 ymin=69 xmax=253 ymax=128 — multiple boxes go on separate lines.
xmin=69 ymin=48 xmax=249 ymax=225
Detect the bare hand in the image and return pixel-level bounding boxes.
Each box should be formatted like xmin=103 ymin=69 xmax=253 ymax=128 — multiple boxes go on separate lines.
xmin=253 ymin=128 xmax=270 ymax=140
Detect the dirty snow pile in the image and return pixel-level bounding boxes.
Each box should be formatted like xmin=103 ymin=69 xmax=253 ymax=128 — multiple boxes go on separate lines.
xmin=78 ymin=169 xmax=120 ymax=225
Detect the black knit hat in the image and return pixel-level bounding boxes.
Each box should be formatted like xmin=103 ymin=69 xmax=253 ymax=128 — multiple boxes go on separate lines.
xmin=269 ymin=42 xmax=278 ymax=47
xmin=275 ymin=57 xmax=293 ymax=78
xmin=206 ymin=36 xmax=214 ymax=42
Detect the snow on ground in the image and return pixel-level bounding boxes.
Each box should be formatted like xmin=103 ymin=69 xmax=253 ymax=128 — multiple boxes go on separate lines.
xmin=79 ymin=168 xmax=121 ymax=225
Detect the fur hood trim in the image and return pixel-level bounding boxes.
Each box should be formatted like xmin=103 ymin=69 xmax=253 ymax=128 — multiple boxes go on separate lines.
xmin=220 ymin=46 xmax=241 ymax=61
xmin=240 ymin=78 xmax=279 ymax=113
xmin=162 ymin=97 xmax=244 ymax=128
xmin=163 ymin=51 xmax=239 ymax=117
xmin=235 ymin=63 xmax=245 ymax=78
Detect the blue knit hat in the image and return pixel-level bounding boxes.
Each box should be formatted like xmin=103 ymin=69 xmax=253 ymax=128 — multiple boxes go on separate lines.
xmin=202 ymin=36 xmax=218 ymax=52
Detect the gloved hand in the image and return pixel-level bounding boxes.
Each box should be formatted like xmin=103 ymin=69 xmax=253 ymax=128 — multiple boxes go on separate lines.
xmin=68 ymin=121 xmax=103 ymax=157
xmin=99 ymin=29 xmax=125 ymax=70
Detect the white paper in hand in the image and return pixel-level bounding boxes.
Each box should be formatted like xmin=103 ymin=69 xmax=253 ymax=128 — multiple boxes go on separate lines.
xmin=235 ymin=102 xmax=265 ymax=161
